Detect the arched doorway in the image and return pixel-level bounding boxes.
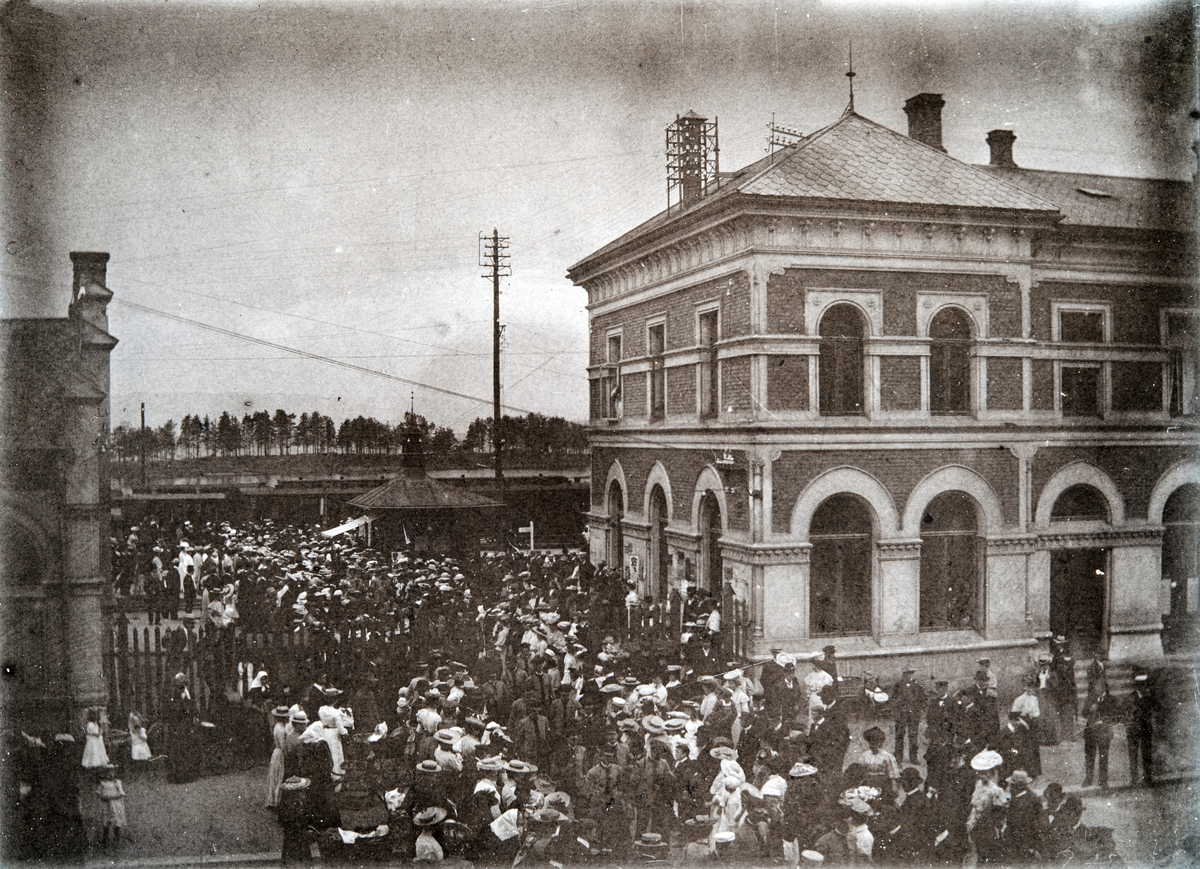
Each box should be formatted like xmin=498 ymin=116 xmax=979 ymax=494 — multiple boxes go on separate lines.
xmin=1162 ymin=483 xmax=1199 ymax=653
xmin=649 ymin=486 xmax=670 ymax=602
xmin=819 ymin=305 xmax=866 ymax=416
xmin=606 ymin=481 xmax=624 ymax=573
xmin=810 ymin=493 xmax=873 ymax=636
xmin=699 ymin=491 xmax=722 ymax=593
xmin=929 ymin=307 xmax=972 ymax=414
xmin=1050 ymin=485 xmax=1110 ymax=658
xmin=919 ymin=491 xmax=983 ymax=630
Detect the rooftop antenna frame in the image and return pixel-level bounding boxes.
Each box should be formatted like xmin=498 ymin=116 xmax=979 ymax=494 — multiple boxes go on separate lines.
xmin=666 ymin=112 xmax=720 ymax=214
xmin=767 ymin=111 xmax=803 ymax=154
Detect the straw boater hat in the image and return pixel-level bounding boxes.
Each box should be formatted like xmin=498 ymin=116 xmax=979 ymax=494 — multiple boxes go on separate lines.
xmin=416 ymin=760 xmax=442 ymax=773
xmin=789 ymin=762 xmax=819 ymax=778
xmin=414 ymin=806 xmax=448 ymax=826
xmin=476 ymin=756 xmax=505 ymax=771
xmin=434 ymin=728 xmax=458 ymax=746
xmin=709 ymin=746 xmax=738 ymax=761
xmin=505 ymin=760 xmax=538 ymax=774
xmin=271 ymin=705 xmax=291 ymax=719
xmin=641 ymin=715 xmax=666 ymax=734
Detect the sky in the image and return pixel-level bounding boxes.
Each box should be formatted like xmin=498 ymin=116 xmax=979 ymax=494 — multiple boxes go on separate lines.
xmin=2 ymin=0 xmax=1194 ymax=434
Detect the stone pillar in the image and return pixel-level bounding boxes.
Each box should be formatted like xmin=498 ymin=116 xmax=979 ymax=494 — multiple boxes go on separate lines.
xmin=987 ymin=537 xmax=1038 ymax=639
xmin=1026 ymin=548 xmax=1051 ymax=635
xmin=761 ymin=546 xmax=810 ymax=648
xmin=877 ymin=540 xmax=921 ymax=645
xmin=1108 ymin=537 xmax=1165 ymax=662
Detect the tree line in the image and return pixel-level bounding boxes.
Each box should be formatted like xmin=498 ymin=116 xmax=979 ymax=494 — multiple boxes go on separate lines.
xmin=110 ymin=410 xmax=587 ymax=464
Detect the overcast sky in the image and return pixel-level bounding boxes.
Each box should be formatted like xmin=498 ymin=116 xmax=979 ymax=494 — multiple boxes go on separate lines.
xmin=3 ymin=0 xmax=1194 ymax=434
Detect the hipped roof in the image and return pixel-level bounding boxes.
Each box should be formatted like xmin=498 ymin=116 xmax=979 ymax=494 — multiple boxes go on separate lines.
xmin=572 ymin=110 xmax=1062 ymax=276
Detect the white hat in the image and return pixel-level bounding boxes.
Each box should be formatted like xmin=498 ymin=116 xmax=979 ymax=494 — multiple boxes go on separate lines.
xmin=970 ymin=749 xmax=1004 ymax=771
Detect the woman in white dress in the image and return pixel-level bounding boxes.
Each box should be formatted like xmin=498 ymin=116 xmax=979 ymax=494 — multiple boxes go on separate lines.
xmin=265 ymin=705 xmax=289 ymax=807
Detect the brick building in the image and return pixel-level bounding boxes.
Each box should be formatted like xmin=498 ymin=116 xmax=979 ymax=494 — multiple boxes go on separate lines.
xmin=567 ymin=97 xmax=1197 ymax=685
xmin=1 ymin=253 xmax=117 ymax=732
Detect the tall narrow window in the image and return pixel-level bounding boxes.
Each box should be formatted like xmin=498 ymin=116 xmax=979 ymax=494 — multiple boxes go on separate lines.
xmin=1162 ymin=484 xmax=1200 ymax=653
xmin=649 ymin=486 xmax=670 ymax=602
xmin=649 ymin=322 xmax=665 ymax=421
xmin=1061 ymin=366 xmax=1101 ymax=416
xmin=919 ymin=491 xmax=982 ymax=630
xmin=602 ymin=334 xmax=622 ymax=419
xmin=699 ymin=309 xmax=719 ymax=418
xmin=1054 ymin=304 xmax=1108 ymax=417
xmin=699 ymin=491 xmax=722 ymax=593
xmin=607 ymin=481 xmax=624 ymax=570
xmin=819 ymin=305 xmax=865 ymax=416
xmin=1167 ymin=312 xmax=1198 ymax=417
xmin=929 ymin=308 xmax=972 ymax=414
xmin=810 ymin=493 xmax=873 ymax=635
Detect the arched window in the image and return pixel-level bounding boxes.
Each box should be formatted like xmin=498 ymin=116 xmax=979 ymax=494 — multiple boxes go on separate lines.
xmin=649 ymin=486 xmax=670 ymax=602
xmin=699 ymin=492 xmax=722 ymax=593
xmin=819 ymin=305 xmax=865 ymax=416
xmin=606 ymin=481 xmax=624 ymax=571
xmin=919 ymin=491 xmax=982 ymax=630
xmin=929 ymin=308 xmax=972 ymax=414
xmin=1162 ymin=483 xmax=1199 ymax=653
xmin=1051 ymin=485 xmax=1110 ymax=522
xmin=810 ymin=493 xmax=873 ymax=635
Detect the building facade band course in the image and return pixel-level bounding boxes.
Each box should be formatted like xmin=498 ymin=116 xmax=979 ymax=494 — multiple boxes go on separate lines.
xmin=570 ymin=97 xmax=1198 ymax=684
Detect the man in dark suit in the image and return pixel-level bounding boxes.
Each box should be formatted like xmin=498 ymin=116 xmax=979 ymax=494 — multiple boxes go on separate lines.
xmin=1125 ymin=673 xmax=1156 ymax=785
xmin=1081 ymin=682 xmax=1118 ymax=787
xmin=891 ymin=666 xmax=928 ymax=764
xmin=957 ymin=670 xmax=998 ymax=750
xmin=891 ymin=766 xmax=935 ymax=864
xmin=1002 ymin=769 xmax=1042 ymax=864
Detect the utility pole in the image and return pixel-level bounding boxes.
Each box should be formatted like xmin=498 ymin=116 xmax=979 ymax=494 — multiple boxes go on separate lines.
xmin=480 ymin=229 xmax=510 ymax=503
xmin=140 ymin=402 xmax=146 ymax=489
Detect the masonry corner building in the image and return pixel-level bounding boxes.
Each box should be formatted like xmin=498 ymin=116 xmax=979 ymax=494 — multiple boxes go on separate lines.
xmin=567 ymin=96 xmax=1198 ymax=685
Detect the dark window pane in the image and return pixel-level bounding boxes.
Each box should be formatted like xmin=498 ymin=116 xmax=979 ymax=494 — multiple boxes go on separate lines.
xmin=819 ymin=305 xmax=865 ymax=416
xmin=699 ymin=311 xmax=718 ymax=418
xmin=1061 ymin=366 xmax=1099 ymax=416
xmin=1060 ymin=311 xmax=1104 ymax=343
xmin=919 ymin=491 xmax=981 ymax=630
xmin=1051 ymin=485 xmax=1109 ymax=522
xmin=930 ymin=308 xmax=972 ymax=414
xmin=649 ymin=324 xmax=665 ymax=420
xmin=810 ymin=494 xmax=873 ymax=636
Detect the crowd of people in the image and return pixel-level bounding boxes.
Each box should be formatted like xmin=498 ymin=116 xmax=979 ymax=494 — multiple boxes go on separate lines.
xmin=6 ymin=516 xmax=1145 ymax=865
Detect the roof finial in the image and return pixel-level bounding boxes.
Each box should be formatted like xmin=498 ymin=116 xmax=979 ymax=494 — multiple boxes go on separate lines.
xmin=845 ymin=41 xmax=856 ymax=115
xmin=410 ymin=391 xmax=415 ymax=417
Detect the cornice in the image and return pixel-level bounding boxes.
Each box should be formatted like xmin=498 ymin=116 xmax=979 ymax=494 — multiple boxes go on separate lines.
xmin=719 ymin=539 xmax=812 ymax=564
xmin=1037 ymin=527 xmax=1164 ymax=549
xmin=986 ymin=536 xmax=1040 ymax=555
xmin=579 ymin=213 xmax=1049 ymax=309
xmin=877 ymin=539 xmax=923 ymax=559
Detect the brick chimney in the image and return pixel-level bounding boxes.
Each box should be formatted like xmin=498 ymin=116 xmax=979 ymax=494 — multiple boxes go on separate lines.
xmin=986 ymin=129 xmax=1017 ymax=168
xmin=68 ymin=251 xmax=112 ymax=332
xmin=903 ymin=93 xmax=946 ymax=152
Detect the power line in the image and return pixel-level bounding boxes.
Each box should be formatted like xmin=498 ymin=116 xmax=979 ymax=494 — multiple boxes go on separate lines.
xmin=112 ymin=296 xmax=537 ymax=415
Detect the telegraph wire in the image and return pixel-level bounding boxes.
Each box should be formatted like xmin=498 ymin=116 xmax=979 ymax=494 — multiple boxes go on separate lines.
xmin=112 ymin=296 xmax=536 ymax=415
